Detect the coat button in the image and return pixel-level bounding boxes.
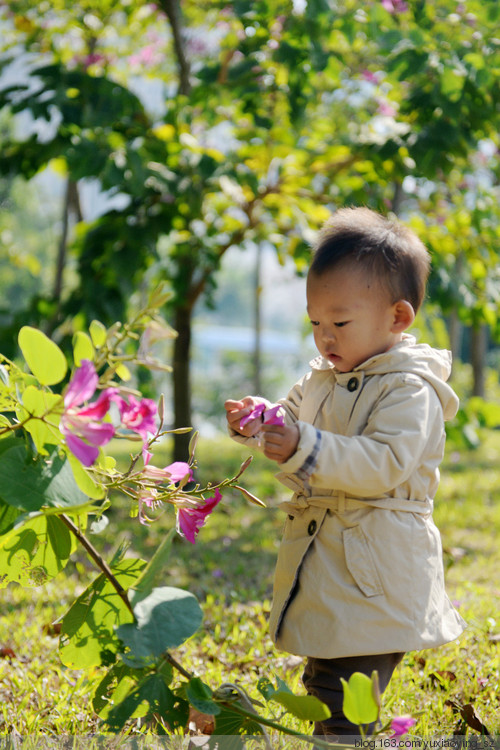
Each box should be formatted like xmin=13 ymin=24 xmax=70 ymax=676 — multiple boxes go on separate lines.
xmin=307 ymin=520 xmax=317 ymax=536
xmin=347 ymin=377 xmax=359 ymax=392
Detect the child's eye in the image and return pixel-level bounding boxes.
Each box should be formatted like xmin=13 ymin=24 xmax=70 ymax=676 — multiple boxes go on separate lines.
xmin=310 ymin=320 xmax=319 ymax=327
xmin=334 ymin=321 xmax=349 ymax=328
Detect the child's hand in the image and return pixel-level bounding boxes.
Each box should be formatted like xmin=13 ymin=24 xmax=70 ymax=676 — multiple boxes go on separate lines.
xmin=224 ymin=397 xmax=265 ymax=437
xmin=261 ymin=423 xmax=300 ymax=464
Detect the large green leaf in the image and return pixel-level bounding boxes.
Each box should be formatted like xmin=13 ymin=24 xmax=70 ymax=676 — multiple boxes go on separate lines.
xmin=18 ymin=326 xmax=67 ymax=385
xmin=117 ymin=586 xmax=202 ymax=667
xmin=0 ymin=445 xmax=87 ymax=512
xmin=102 ymin=673 xmax=189 ymax=733
xmin=212 ymin=705 xmax=263 ymax=738
xmin=66 ymin=452 xmax=105 ymax=500
xmin=341 ymin=672 xmax=380 ymax=726
xmin=270 ymin=691 xmax=331 ymax=721
xmin=18 ymin=385 xmax=63 ymax=455
xmin=59 ymin=557 xmax=146 ymax=668
xmin=0 ymin=510 xmax=73 ymax=588
xmin=93 ymin=662 xmax=150 ymax=721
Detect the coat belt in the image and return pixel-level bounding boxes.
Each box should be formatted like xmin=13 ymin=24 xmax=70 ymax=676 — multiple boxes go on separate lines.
xmin=280 ymin=490 xmax=433 ymax=516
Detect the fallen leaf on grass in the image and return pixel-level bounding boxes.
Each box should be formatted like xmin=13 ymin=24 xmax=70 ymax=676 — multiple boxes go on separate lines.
xmin=43 ymin=622 xmax=62 ymax=637
xmin=445 ymin=700 xmax=490 ymax=735
xmin=460 ymin=703 xmax=490 ymax=735
xmin=188 ymin=706 xmax=215 ymax=735
xmin=0 ymin=647 xmax=16 ymax=659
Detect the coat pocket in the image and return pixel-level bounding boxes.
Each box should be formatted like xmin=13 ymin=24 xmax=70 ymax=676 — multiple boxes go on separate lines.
xmin=343 ymin=525 xmax=384 ymax=597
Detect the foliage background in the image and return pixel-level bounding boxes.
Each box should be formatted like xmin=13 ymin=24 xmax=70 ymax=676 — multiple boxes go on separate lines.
xmin=0 ymin=0 xmax=499 ymax=739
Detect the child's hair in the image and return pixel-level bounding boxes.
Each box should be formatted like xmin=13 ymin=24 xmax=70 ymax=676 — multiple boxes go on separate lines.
xmin=310 ymin=207 xmax=430 ymax=313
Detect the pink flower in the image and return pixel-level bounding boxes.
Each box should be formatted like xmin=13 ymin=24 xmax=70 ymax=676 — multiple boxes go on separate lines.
xmin=262 ymin=405 xmax=285 ymax=426
xmin=176 ymin=489 xmax=223 ymax=544
xmin=114 ymin=394 xmax=157 ymax=439
xmin=362 ymin=70 xmax=380 ymax=84
xmin=239 ymin=404 xmax=285 ymax=430
xmin=113 ymin=394 xmax=157 ymax=460
xmin=381 ymin=0 xmax=408 ymax=13
xmin=376 ymin=99 xmax=398 ymax=117
xmin=143 ymin=461 xmax=193 ymax=485
xmin=61 ymin=360 xmax=116 ymax=467
xmin=390 ymin=716 xmax=416 ymax=737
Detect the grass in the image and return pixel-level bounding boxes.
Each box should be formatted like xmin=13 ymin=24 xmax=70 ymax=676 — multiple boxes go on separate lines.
xmin=0 ymin=431 xmax=499 ymax=738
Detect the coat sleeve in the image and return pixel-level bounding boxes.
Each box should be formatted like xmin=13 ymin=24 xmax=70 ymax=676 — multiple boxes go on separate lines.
xmin=278 ymin=374 xmax=443 ymax=496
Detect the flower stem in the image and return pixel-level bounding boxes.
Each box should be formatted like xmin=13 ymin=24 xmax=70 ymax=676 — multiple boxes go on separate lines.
xmin=60 ymin=514 xmax=194 ymax=682
xmin=60 ymin=513 xmax=134 ymax=616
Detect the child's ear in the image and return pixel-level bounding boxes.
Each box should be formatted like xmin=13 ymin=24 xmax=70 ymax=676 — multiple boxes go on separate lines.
xmin=391 ymin=300 xmax=415 ymax=332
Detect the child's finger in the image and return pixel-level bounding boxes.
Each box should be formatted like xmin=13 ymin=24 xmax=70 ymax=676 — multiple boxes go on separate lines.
xmin=224 ymin=399 xmax=245 ymax=412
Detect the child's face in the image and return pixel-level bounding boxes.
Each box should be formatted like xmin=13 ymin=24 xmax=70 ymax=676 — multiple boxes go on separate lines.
xmin=306 ymin=264 xmax=402 ymax=373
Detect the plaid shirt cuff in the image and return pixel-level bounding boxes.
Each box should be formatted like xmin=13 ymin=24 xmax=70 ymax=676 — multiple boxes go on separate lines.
xmin=296 ymin=428 xmax=321 ymax=481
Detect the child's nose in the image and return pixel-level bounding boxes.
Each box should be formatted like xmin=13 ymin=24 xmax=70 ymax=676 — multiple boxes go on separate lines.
xmin=322 ymin=326 xmax=336 ymax=343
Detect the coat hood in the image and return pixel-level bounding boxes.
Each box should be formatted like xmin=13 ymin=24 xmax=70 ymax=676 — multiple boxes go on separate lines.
xmin=310 ymin=334 xmax=459 ymax=421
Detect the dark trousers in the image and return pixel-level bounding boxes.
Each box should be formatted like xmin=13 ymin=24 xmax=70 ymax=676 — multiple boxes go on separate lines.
xmin=302 ymin=652 xmax=404 ymax=739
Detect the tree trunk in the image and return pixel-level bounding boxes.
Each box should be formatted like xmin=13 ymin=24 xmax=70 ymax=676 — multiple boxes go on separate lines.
xmin=447 ymin=310 xmax=462 ymax=377
xmin=172 ymin=303 xmax=193 ymax=462
xmin=470 ymin=323 xmax=487 ymax=398
xmin=46 ymin=179 xmax=82 ymax=336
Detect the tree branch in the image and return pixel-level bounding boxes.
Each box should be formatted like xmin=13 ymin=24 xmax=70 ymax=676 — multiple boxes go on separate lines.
xmin=159 ymin=0 xmax=191 ymax=96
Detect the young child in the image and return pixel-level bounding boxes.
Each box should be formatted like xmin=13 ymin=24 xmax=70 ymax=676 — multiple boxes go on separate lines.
xmin=225 ymin=207 xmax=466 ymax=739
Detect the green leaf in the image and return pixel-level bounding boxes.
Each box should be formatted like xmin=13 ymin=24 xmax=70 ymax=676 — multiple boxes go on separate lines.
xmin=93 ymin=662 xmax=149 ymax=720
xmin=18 ymin=326 xmax=67 ymax=385
xmin=59 ymin=557 xmax=146 ymax=668
xmin=186 ymin=677 xmax=221 ymax=716
xmin=270 ymin=691 xmax=331 ymax=721
xmin=117 ymin=586 xmax=202 ymax=667
xmin=213 ymin=705 xmax=263 ymax=737
xmin=89 ymin=320 xmax=107 ymax=348
xmin=0 ymin=511 xmax=73 ymax=588
xmin=103 ymin=673 xmax=189 ymax=733
xmin=67 ymin=452 xmax=105 ymax=499
xmin=341 ymin=672 xmax=380 ymax=726
xmin=72 ymin=331 xmax=94 ymax=366
xmin=0 ymin=445 xmax=87 ymax=512
xmin=19 ymin=385 xmax=63 ymax=454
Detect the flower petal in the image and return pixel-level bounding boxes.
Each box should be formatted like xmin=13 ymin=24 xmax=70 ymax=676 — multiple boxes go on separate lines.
xmin=176 ymin=489 xmax=222 ymax=544
xmin=115 ymin=394 xmax=157 ymax=438
xmin=164 ymin=461 xmax=193 ymax=484
xmin=64 ymin=359 xmax=98 ymax=408
xmin=64 ymin=431 xmax=100 ymax=467
xmin=239 ymin=403 xmax=265 ymax=429
xmin=390 ymin=716 xmax=416 ymax=737
xmin=263 ymin=405 xmax=285 ymax=426
xmin=77 ymin=388 xmax=118 ymax=419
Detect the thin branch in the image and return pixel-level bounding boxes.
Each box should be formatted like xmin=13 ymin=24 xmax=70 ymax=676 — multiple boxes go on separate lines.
xmin=60 ymin=513 xmax=134 ymax=615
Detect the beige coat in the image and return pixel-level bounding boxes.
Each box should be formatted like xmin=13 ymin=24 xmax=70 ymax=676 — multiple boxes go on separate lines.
xmin=232 ymin=335 xmax=466 ymax=658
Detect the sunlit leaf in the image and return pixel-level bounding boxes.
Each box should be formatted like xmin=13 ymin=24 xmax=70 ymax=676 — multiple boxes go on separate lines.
xmin=73 ymin=331 xmax=95 ymax=366
xmin=18 ymin=327 xmax=67 ymax=385
xmin=341 ymin=671 xmax=380 ymax=726
xmin=0 ymin=509 xmax=73 ymax=588
xmin=59 ymin=557 xmax=146 ymax=668
xmin=89 ymin=320 xmax=107 ymax=348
